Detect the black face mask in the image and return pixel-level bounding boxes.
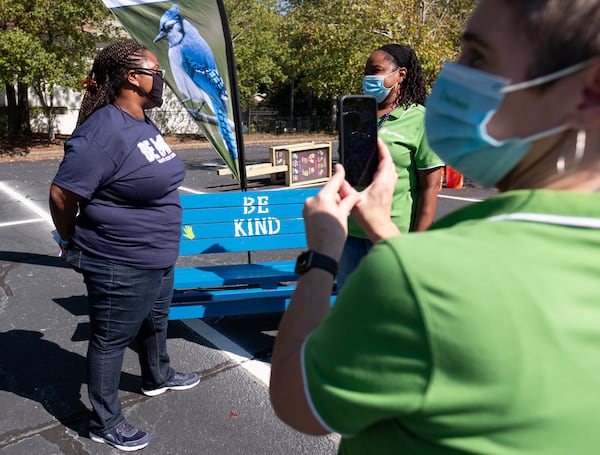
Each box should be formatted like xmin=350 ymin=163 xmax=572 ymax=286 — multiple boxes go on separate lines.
xmin=147 ymin=73 xmax=164 ymax=108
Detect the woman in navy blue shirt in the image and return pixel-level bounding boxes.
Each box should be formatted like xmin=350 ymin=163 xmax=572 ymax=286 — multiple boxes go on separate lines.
xmin=49 ymin=40 xmax=199 ymax=452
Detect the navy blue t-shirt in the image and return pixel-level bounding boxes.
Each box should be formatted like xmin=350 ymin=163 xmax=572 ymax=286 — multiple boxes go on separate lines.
xmin=53 ymin=105 xmax=186 ymax=268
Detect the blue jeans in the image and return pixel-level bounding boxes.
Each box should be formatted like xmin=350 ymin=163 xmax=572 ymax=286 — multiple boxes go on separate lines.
xmin=336 ymin=236 xmax=374 ymax=290
xmin=67 ymin=248 xmax=175 ymax=433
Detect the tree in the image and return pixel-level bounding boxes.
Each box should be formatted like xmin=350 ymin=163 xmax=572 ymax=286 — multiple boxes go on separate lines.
xmin=0 ymin=0 xmax=477 ymax=139
xmin=223 ymin=0 xmax=290 ymax=110
xmin=280 ymin=0 xmax=476 ymax=100
xmin=0 ymin=0 xmax=114 ymax=141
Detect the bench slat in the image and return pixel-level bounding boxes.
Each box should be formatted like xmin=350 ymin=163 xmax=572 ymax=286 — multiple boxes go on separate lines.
xmin=181 ymin=218 xmax=305 ymax=237
xmin=182 ymin=205 xmax=305 ymax=224
xmin=182 ymin=208 xmax=304 ymax=225
xmin=170 ymin=290 xmax=337 ymax=319
xmin=180 ymin=188 xmax=319 ymax=209
xmin=174 ymin=260 xmax=297 ymax=289
xmin=179 ymin=233 xmax=307 ymax=255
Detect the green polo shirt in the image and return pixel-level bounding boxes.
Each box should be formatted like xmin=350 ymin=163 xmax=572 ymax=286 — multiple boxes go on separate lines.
xmin=303 ymin=189 xmax=600 ymax=454
xmin=348 ymin=104 xmax=444 ymax=237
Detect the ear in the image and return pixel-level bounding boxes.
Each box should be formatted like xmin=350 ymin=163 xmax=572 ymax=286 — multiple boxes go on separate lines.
xmin=125 ymin=69 xmax=140 ymax=88
xmin=572 ymin=59 xmax=600 ymax=128
xmin=397 ymin=67 xmax=408 ymax=84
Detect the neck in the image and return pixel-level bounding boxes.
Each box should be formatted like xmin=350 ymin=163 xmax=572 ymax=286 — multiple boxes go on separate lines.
xmin=543 ymin=167 xmax=600 ymax=191
xmin=113 ymin=98 xmax=145 ymax=120
xmin=377 ymin=101 xmax=398 ymax=117
xmin=497 ymin=131 xmax=600 ymax=192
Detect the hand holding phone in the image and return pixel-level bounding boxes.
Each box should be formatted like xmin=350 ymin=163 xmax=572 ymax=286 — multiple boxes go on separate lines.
xmin=338 ymin=95 xmax=378 ymax=187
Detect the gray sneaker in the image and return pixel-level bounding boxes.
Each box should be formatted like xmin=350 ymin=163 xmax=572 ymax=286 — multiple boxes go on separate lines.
xmin=141 ymin=371 xmax=200 ymax=397
xmin=89 ymin=420 xmax=151 ymax=451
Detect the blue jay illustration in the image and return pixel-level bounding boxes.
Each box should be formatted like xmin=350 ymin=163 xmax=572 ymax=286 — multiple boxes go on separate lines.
xmin=154 ymin=4 xmax=238 ymax=161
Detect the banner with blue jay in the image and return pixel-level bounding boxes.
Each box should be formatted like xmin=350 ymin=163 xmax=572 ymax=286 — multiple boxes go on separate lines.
xmin=102 ymin=0 xmax=245 ymax=186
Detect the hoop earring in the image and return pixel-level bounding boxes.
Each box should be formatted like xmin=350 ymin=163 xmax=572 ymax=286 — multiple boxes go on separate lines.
xmin=557 ymin=129 xmax=586 ymax=174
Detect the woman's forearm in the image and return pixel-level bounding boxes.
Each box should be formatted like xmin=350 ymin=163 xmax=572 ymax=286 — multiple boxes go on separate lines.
xmin=269 ymin=269 xmax=333 ymax=435
xmin=49 ymin=184 xmax=80 ymax=240
xmin=413 ymin=168 xmax=443 ymax=232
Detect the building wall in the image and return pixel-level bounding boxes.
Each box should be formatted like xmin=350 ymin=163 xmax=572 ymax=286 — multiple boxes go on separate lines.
xmin=1 ymin=84 xmax=203 ymax=136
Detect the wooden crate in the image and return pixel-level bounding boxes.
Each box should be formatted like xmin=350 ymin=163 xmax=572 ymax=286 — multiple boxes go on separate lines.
xmin=269 ymin=142 xmax=332 ymax=187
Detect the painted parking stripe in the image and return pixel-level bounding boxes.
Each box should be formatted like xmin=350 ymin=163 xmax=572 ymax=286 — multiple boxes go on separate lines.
xmin=438 ymin=194 xmax=483 ymax=203
xmin=183 ymin=319 xmax=271 ymax=386
xmin=179 ymin=186 xmax=205 ymax=194
xmin=0 ymin=181 xmax=53 ymax=225
xmin=0 ymin=218 xmax=46 ymax=228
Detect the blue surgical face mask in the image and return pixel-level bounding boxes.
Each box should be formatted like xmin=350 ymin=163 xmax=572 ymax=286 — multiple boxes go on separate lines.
xmin=363 ymin=69 xmax=399 ymax=103
xmin=425 ymin=61 xmax=592 ymax=187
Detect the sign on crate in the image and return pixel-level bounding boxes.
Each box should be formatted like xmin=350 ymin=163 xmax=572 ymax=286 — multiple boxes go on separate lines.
xmin=270 ymin=142 xmax=332 ymax=187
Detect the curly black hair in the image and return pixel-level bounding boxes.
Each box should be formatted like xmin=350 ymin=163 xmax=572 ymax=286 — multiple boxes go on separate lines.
xmin=377 ymin=44 xmax=427 ymax=107
xmin=77 ymin=40 xmax=147 ymax=126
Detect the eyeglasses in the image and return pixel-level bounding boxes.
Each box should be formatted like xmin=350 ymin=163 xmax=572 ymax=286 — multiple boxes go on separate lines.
xmin=129 ymin=67 xmax=165 ymax=79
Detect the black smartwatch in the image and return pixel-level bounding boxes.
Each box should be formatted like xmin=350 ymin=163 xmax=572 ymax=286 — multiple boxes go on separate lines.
xmin=295 ymin=250 xmax=338 ymax=279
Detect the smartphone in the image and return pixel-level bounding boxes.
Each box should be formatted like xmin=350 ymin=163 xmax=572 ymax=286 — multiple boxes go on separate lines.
xmin=338 ymin=94 xmax=378 ymax=187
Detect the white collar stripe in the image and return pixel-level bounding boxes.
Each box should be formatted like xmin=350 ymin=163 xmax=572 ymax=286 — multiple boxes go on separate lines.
xmin=487 ymin=212 xmax=600 ymax=228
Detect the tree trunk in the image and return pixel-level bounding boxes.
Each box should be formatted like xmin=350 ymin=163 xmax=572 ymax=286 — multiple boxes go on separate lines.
xmin=32 ymin=82 xmax=56 ymax=143
xmin=5 ymin=83 xmax=18 ymax=138
xmin=17 ymin=81 xmax=31 ymax=135
xmin=46 ymin=102 xmax=56 ymax=142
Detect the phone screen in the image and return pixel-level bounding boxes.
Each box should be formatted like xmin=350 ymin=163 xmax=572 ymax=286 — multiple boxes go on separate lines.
xmin=339 ymin=95 xmax=378 ymax=187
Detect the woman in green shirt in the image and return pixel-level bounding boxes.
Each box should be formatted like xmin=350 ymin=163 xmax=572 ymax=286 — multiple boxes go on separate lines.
xmin=271 ymin=1 xmax=600 ymax=453
xmin=338 ymin=44 xmax=444 ymax=288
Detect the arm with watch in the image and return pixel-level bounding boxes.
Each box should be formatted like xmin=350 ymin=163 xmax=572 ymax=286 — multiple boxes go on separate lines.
xmin=270 ymin=140 xmax=399 ymax=434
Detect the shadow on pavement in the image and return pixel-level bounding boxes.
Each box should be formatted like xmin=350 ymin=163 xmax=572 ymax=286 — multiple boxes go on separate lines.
xmin=0 ymin=330 xmax=92 ymax=436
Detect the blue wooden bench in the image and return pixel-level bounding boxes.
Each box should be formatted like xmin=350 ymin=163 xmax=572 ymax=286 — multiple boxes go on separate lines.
xmin=169 ymin=187 xmax=337 ymax=320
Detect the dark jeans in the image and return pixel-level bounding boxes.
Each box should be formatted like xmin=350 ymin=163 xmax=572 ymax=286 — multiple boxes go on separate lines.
xmin=67 ymin=248 xmax=175 ymax=433
xmin=337 ymin=236 xmax=374 ymax=290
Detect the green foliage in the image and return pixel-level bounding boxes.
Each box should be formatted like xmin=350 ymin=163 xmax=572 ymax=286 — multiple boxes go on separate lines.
xmin=0 ymin=0 xmax=114 ymax=87
xmin=279 ymin=0 xmax=477 ymax=99
xmin=0 ymin=0 xmax=477 ymax=136
xmin=0 ymin=0 xmax=116 ymax=137
xmin=223 ymin=0 xmax=290 ymax=109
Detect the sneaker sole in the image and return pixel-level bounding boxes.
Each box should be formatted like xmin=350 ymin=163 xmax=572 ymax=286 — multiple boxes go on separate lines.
xmin=141 ymin=377 xmax=201 ymax=397
xmin=89 ymin=432 xmax=150 ymax=452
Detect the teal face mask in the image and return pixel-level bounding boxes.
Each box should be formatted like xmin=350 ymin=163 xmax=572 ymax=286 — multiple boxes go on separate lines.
xmin=425 ymin=61 xmax=592 ymax=187
xmin=362 ymin=69 xmax=399 ymax=103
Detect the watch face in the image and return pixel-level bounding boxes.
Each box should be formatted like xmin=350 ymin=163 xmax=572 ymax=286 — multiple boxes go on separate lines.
xmin=294 ymin=251 xmax=312 ymax=274
xmin=294 ymin=250 xmax=338 ymax=278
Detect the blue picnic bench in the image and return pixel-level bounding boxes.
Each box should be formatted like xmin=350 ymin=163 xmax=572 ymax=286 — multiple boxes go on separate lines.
xmin=169 ymin=187 xmax=337 ymax=320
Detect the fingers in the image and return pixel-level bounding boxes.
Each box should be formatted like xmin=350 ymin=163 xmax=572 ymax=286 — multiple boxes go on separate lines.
xmin=320 ymin=164 xmax=346 ymax=196
xmin=348 ymin=139 xmax=400 ymax=243
xmin=339 ymin=178 xmax=357 ymax=199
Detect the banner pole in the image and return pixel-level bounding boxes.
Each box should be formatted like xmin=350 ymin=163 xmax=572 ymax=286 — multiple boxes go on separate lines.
xmin=216 ymin=0 xmax=247 ymax=191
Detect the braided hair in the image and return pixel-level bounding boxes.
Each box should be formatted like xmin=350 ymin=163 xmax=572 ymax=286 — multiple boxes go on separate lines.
xmin=378 ymin=44 xmax=427 ymax=108
xmin=77 ymin=40 xmax=148 ymax=126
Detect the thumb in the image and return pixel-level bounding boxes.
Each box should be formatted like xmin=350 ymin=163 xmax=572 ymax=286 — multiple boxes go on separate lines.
xmin=339 ymin=191 xmax=361 ymax=216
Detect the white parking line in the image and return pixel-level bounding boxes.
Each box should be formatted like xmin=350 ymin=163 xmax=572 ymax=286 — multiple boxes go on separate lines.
xmin=183 ymin=319 xmax=271 ymax=386
xmin=0 ymin=218 xmax=47 ymax=228
xmin=179 ymin=186 xmax=205 ymax=194
xmin=0 ymin=181 xmax=53 ymax=225
xmin=438 ymin=194 xmax=483 ymax=203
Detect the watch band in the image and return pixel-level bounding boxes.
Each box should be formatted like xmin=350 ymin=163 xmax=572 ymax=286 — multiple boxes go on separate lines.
xmin=295 ymin=250 xmax=338 ymax=278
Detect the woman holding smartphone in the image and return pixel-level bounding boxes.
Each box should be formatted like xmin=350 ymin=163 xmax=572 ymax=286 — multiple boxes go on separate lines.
xmin=271 ymin=0 xmax=600 ymax=452
xmin=337 ymin=44 xmax=444 ymax=288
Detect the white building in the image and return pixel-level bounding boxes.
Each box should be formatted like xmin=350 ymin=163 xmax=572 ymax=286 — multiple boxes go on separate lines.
xmin=1 ymin=84 xmax=203 ymax=136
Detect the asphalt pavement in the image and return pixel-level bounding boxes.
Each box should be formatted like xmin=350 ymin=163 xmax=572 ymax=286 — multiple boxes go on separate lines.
xmin=0 ymin=138 xmax=496 ymax=455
